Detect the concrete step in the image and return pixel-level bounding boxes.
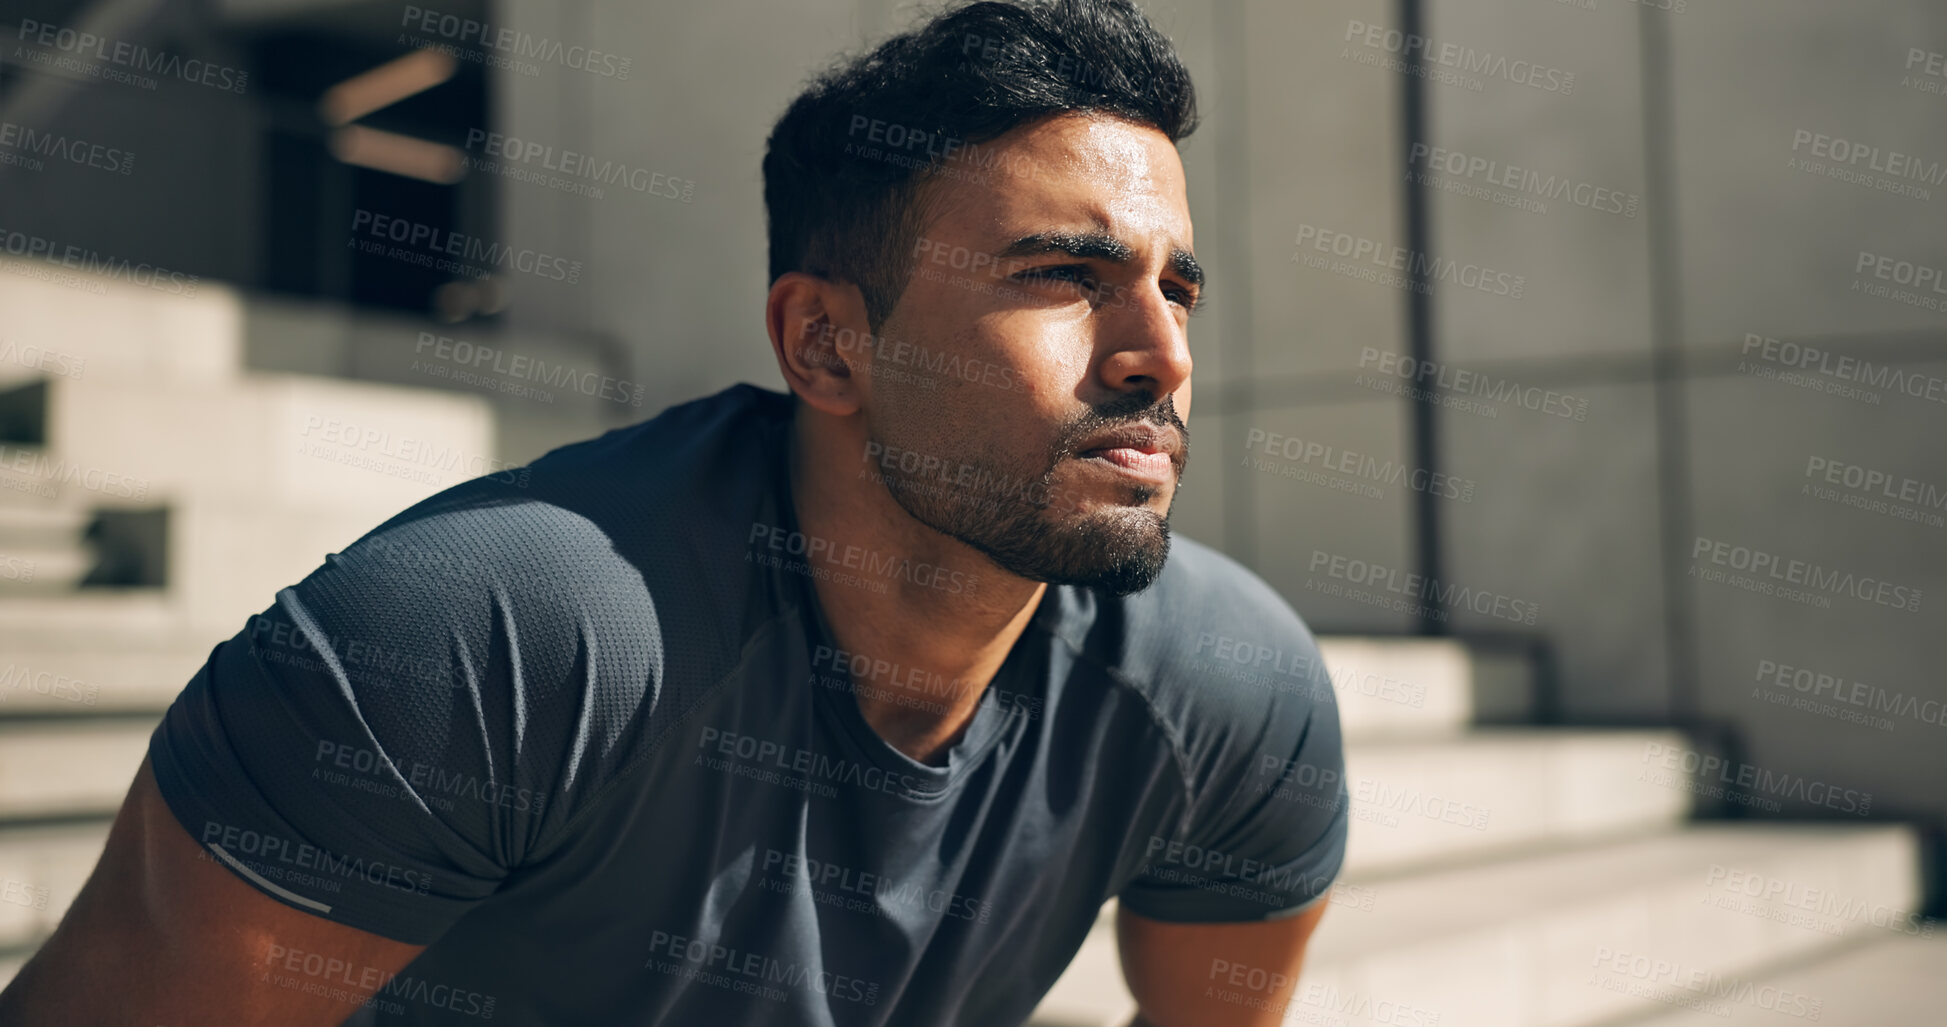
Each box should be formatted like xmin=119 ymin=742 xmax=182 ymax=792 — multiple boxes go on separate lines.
xmin=1620 ymin=930 xmax=1947 ymax=1026
xmin=1318 ymin=636 xmax=1535 ymax=742
xmin=0 ymin=644 xmax=213 ymax=712
xmin=24 ymin=373 xmax=497 ymax=633
xmin=1341 ymin=729 xmax=1690 ymax=877
xmin=0 ymin=504 xmax=91 ymax=549
xmin=0 ymin=255 xmax=244 ymax=385
xmin=0 ymin=483 xmax=67 ymax=509
xmin=1030 ymin=824 xmax=1923 ymax=1027
xmin=40 ymin=373 xmax=494 ymax=511
xmin=0 ymin=546 xmax=95 ymax=594
xmin=1304 ymin=824 xmax=1921 ymax=1027
xmin=0 ymin=592 xmax=185 ymax=648
xmin=0 ymin=719 xmax=152 ymax=820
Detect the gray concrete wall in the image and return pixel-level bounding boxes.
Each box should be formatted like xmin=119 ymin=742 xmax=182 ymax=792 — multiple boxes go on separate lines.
xmin=1419 ymin=0 xmax=1947 ymax=823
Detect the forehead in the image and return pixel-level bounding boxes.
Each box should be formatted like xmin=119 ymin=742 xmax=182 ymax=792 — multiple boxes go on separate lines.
xmin=927 ymin=113 xmax=1192 ymax=246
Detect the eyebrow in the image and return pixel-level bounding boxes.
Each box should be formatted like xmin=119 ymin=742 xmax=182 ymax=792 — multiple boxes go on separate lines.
xmin=995 ymin=231 xmax=1205 ymax=291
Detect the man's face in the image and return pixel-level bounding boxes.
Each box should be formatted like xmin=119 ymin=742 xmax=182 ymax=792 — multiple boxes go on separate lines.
xmin=858 ymin=113 xmax=1198 ymax=596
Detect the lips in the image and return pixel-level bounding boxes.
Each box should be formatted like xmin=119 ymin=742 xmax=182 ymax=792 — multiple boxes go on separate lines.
xmin=1074 ymin=424 xmax=1181 ymax=460
xmin=1074 ymin=424 xmax=1183 ymax=482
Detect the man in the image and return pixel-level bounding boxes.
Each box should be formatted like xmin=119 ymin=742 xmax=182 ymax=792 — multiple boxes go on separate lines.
xmin=0 ymin=1 xmax=1347 ymax=1023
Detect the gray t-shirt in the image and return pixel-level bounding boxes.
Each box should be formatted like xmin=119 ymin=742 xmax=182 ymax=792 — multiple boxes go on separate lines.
xmin=148 ymin=383 xmax=1348 ymax=1026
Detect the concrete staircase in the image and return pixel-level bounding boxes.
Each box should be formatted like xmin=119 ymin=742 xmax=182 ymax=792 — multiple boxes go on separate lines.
xmin=1026 ymin=639 xmax=1931 ymax=1027
xmin=0 ymin=259 xmax=521 ymax=983
xmin=1625 ymin=931 xmax=1947 ymax=1025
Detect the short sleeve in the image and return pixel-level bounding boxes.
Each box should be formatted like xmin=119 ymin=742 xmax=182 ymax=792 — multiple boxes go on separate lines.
xmin=1118 ymin=635 xmax=1350 ymax=923
xmin=148 ymin=499 xmax=659 ymax=944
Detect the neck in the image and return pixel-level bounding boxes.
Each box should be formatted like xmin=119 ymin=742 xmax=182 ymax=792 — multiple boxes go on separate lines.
xmin=787 ymin=405 xmax=1047 ymax=765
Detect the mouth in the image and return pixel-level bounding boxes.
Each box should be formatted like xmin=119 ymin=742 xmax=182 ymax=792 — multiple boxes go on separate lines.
xmin=1074 ymin=425 xmax=1182 ymax=483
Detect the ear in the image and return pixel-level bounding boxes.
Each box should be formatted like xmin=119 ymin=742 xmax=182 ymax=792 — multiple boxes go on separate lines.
xmin=765 ymin=272 xmax=874 ymax=417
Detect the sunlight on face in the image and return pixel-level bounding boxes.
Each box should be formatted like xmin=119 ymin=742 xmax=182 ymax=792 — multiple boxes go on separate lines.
xmin=858 ymin=113 xmax=1198 ymax=595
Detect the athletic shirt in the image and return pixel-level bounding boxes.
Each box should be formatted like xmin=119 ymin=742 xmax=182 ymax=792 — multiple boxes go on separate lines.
xmin=148 ymin=382 xmax=1348 ymax=1026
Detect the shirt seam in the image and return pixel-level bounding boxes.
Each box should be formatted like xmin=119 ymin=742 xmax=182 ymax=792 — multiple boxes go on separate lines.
xmin=1037 ymin=620 xmax=1198 ymax=866
xmin=521 ymin=601 xmax=805 ymax=866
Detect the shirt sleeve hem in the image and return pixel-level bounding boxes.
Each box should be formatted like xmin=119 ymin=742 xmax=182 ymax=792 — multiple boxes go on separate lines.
xmin=147 ymin=710 xmax=462 ymax=948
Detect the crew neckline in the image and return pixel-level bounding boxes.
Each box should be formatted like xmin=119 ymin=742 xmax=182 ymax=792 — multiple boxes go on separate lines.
xmin=765 ymin=409 xmax=1039 ymax=800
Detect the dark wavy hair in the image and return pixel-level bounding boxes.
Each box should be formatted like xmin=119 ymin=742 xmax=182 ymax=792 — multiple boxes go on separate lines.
xmin=762 ymin=0 xmax=1199 ymax=332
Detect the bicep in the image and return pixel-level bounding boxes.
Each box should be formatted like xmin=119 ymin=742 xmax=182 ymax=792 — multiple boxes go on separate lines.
xmin=0 ymin=755 xmax=426 ymax=1026
xmin=1115 ymin=896 xmax=1330 ymax=1027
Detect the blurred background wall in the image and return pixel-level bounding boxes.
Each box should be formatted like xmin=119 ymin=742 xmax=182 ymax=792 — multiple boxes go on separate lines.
xmin=1 ymin=0 xmax=1944 ymax=1021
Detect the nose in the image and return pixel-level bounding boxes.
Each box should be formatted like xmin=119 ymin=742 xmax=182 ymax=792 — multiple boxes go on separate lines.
xmin=1094 ymin=279 xmax=1193 ymax=404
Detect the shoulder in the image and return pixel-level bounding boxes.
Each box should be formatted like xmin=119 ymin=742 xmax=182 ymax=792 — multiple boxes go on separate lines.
xmin=1099 ymin=539 xmax=1352 ymax=920
xmin=1100 ymin=533 xmax=1334 ymax=714
xmin=1067 ymin=533 xmax=1338 ymax=780
xmin=270 ymin=490 xmax=660 ymax=822
xmin=277 ymin=383 xmax=795 ymax=801
xmin=520 ymin=381 xmax=789 ymax=488
xmin=321 ymin=380 xmax=793 ymax=666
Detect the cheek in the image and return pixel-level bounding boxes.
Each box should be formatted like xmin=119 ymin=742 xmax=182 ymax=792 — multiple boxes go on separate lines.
xmin=1177 ymin=377 xmax=1193 ymax=422
xmin=1006 ymin=340 xmax=1091 ymax=403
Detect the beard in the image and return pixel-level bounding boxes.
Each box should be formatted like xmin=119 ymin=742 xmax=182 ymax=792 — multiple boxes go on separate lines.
xmin=873 ymin=392 xmax=1188 ymax=597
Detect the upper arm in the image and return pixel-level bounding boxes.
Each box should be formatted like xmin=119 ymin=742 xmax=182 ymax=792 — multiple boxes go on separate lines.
xmin=0 ymin=754 xmax=426 ymax=1025
xmin=1113 ymin=599 xmax=1348 ymax=1024
xmin=1116 ymin=896 xmax=1330 ymax=1027
xmin=1109 ymin=718 xmax=1345 ymax=1027
xmin=0 ymin=502 xmax=656 ymax=1022
xmin=1116 ymin=685 xmax=1350 ymax=924
xmin=137 ymin=506 xmax=656 ymax=942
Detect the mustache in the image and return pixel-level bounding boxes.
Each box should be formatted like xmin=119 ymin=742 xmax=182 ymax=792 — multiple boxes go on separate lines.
xmin=1054 ymin=392 xmax=1189 ymax=461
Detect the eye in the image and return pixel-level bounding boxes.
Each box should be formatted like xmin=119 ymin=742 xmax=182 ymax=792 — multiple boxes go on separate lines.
xmin=1017 ymin=264 xmax=1097 ymax=293
xmin=1162 ymin=283 xmax=1207 ymax=317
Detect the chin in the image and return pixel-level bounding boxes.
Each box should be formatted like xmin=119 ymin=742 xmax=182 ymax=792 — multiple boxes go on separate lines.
xmin=884 ymin=458 xmax=1178 ymax=595
xmin=1020 ymin=506 xmax=1174 ymax=596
